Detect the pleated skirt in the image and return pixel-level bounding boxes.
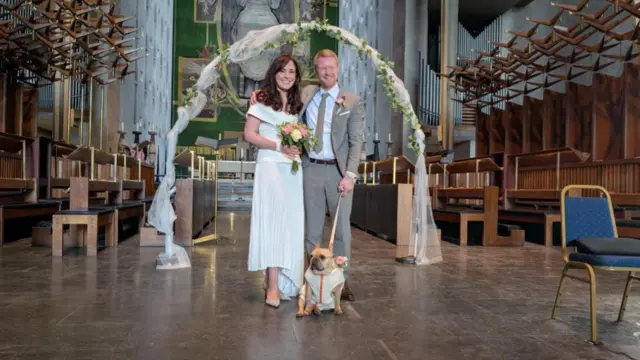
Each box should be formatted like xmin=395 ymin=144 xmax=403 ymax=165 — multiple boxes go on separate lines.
xmin=247 ymin=161 xmax=305 ymax=297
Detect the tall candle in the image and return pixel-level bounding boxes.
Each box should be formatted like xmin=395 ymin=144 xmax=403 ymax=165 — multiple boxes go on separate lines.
xmin=388 ymin=133 xmax=391 ymax=142
xmin=120 ymin=122 xmax=124 ymax=131
xmin=136 ymin=122 xmax=140 ymax=131
xmin=375 ymin=132 xmax=378 ymax=141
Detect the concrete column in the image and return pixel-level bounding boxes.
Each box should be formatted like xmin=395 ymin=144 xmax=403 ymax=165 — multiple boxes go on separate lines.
xmin=439 ymin=0 xmax=458 ymax=150
xmin=375 ymin=0 xmax=393 ymax=158
xmin=402 ymin=0 xmax=429 ymax=160
xmin=389 ymin=0 xmax=406 ymax=157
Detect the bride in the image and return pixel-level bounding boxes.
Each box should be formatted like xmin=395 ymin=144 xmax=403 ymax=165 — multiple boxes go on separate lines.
xmin=244 ymin=54 xmax=305 ymax=308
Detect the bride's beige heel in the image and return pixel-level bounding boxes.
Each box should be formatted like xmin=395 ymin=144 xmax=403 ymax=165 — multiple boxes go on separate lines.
xmin=265 ymin=298 xmax=280 ymax=308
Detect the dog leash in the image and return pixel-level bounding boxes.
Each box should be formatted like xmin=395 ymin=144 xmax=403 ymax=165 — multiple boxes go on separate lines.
xmin=328 ymin=189 xmax=343 ymax=252
xmin=313 ymin=189 xmax=343 ymax=311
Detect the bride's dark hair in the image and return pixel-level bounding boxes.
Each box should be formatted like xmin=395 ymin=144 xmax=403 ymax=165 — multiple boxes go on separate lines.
xmin=256 ymin=54 xmax=304 ymax=115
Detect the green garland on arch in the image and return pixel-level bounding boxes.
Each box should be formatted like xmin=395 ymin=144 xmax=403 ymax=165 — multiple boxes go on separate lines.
xmin=181 ymin=19 xmax=424 ymax=155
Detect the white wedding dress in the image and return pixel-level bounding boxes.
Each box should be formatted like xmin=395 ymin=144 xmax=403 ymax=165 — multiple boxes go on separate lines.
xmin=247 ymin=103 xmax=304 ymax=298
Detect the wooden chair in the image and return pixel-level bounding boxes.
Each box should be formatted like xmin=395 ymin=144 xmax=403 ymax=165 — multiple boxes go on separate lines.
xmin=52 ymin=207 xmax=117 ymax=256
xmin=50 ymin=146 xmax=145 ymax=255
xmin=552 ymin=185 xmax=640 ymax=344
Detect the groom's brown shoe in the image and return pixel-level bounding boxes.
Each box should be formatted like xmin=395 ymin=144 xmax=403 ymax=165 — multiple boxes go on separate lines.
xmin=341 ymin=280 xmax=355 ymax=301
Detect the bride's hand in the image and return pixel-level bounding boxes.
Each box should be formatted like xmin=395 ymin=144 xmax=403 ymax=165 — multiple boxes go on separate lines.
xmin=280 ymin=145 xmax=300 ymax=157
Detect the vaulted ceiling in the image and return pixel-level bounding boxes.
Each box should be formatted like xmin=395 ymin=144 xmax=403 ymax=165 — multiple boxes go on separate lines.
xmin=429 ymin=0 xmax=536 ymax=35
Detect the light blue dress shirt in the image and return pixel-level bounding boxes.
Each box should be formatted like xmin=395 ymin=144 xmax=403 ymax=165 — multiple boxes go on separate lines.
xmin=305 ymin=83 xmax=340 ymax=160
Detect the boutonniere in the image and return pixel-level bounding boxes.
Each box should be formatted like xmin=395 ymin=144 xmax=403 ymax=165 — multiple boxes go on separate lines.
xmin=336 ymin=96 xmax=346 ymax=108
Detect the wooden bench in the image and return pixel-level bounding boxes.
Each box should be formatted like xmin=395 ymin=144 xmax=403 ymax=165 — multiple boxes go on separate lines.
xmin=431 ymin=155 xmax=523 ymax=246
xmin=0 ymin=132 xmax=64 ymax=245
xmin=352 ymin=156 xmax=443 ymax=260
xmin=144 ymin=149 xmax=216 ymax=246
xmin=609 ymin=193 xmax=640 ymax=220
xmin=498 ymin=206 xmax=560 ymax=247
xmin=0 ymin=202 xmax=62 ymax=246
xmin=616 ymin=219 xmax=640 ymax=239
xmin=35 ymin=137 xmax=77 ymax=199
xmin=500 ymin=148 xmax=590 ymax=246
xmin=433 ymin=186 xmax=524 ymax=246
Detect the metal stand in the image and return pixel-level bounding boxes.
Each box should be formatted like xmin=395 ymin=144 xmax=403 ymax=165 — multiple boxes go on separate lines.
xmin=192 ymin=151 xmax=220 ymax=245
xmin=132 ymin=130 xmax=142 ymax=145
xmin=148 ymin=130 xmax=157 ymax=168
xmin=117 ymin=130 xmax=127 ymax=154
xmin=373 ymin=140 xmax=381 ymax=161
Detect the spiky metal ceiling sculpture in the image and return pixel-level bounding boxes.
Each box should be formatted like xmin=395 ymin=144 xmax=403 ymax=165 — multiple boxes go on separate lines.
xmin=0 ymin=0 xmax=142 ymax=87
xmin=440 ymin=0 xmax=640 ymax=110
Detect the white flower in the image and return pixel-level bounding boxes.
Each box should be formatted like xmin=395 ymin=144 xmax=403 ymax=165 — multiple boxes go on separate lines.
xmin=291 ymin=129 xmax=302 ymax=142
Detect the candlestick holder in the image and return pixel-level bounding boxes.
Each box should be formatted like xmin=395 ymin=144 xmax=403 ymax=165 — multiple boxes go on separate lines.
xmin=117 ymin=130 xmax=127 ymax=154
xmin=148 ymin=130 xmax=157 ymax=168
xmin=372 ymin=140 xmax=381 ymax=161
xmin=132 ymin=130 xmax=142 ymax=145
xmin=386 ymin=140 xmax=393 ymax=159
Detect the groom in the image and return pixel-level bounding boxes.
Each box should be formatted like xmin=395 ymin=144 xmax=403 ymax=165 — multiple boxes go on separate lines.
xmin=300 ymin=49 xmax=364 ymax=301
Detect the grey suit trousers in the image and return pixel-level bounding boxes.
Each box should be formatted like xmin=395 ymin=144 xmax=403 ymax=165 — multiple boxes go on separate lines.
xmin=303 ymin=161 xmax=353 ymax=279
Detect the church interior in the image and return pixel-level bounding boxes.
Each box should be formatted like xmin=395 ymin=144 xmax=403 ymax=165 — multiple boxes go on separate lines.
xmin=1 ymin=0 xmax=640 ymax=359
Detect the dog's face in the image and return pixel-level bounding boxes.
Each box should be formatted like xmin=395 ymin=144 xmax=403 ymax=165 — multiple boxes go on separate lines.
xmin=309 ymin=247 xmax=336 ymax=275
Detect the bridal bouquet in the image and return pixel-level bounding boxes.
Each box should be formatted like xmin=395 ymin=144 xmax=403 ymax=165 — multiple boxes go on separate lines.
xmin=278 ymin=122 xmax=316 ymax=173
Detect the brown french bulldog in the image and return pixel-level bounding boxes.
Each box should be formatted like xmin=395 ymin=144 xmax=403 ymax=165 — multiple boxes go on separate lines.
xmin=296 ymin=247 xmax=346 ymax=317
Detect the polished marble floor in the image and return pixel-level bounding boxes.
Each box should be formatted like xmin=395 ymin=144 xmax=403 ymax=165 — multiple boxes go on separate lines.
xmin=0 ymin=212 xmax=639 ymax=359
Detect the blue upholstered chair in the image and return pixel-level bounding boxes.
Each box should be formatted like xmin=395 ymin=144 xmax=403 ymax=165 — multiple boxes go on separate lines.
xmin=552 ymin=185 xmax=640 ymax=344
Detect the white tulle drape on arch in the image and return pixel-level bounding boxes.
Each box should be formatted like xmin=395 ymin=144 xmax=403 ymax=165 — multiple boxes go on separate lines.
xmin=147 ymin=22 xmax=441 ymax=265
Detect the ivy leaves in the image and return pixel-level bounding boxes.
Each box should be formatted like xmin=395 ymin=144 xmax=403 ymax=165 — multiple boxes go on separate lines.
xmin=180 ymin=20 xmax=425 ymax=155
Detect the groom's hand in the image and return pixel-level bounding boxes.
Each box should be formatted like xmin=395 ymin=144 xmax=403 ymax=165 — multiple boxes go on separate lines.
xmin=338 ymin=177 xmax=354 ymax=197
xmin=249 ymin=90 xmax=260 ymax=105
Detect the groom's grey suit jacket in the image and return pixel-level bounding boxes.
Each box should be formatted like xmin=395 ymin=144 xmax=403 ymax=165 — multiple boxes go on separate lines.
xmin=298 ymin=84 xmax=365 ymax=178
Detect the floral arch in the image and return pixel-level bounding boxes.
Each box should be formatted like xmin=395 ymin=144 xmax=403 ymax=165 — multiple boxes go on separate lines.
xmin=148 ymin=21 xmax=441 ymax=268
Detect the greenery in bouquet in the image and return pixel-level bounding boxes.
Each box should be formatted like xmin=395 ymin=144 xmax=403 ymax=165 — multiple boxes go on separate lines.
xmin=278 ymin=122 xmax=317 ymax=173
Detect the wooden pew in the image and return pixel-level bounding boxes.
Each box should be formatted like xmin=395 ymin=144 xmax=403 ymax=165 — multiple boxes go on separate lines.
xmin=353 ymin=156 xmax=415 ymax=242
xmin=432 ymin=156 xmax=524 ymax=246
xmin=351 ymin=155 xmax=442 ymax=260
xmin=172 ymin=149 xmax=217 ymax=246
xmin=0 ymin=132 xmax=62 ymax=246
xmin=609 ymin=192 xmax=640 ymax=220
xmin=605 ymin=193 xmax=640 ymax=238
xmin=37 ymin=137 xmax=76 ymax=201
xmin=502 ymin=148 xmax=589 ymax=246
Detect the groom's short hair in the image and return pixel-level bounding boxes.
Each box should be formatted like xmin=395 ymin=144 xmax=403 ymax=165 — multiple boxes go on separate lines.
xmin=314 ymin=49 xmax=338 ymax=64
